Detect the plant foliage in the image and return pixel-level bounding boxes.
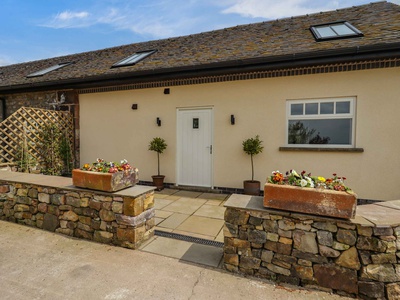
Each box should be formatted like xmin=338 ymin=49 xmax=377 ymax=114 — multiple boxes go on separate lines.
xmin=148 ymin=137 xmax=167 ymax=176
xmin=242 ymin=135 xmax=264 ymax=181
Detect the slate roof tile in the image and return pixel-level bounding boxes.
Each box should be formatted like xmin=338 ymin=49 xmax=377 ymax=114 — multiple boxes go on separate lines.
xmin=0 ymin=1 xmax=399 ymax=90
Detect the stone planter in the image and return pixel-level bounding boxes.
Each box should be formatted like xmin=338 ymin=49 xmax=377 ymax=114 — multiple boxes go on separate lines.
xmin=72 ymin=169 xmax=139 ymax=192
xmin=263 ymin=183 xmax=357 ymax=219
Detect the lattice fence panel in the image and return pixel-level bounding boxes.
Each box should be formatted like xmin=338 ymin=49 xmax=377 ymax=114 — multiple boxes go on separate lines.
xmin=0 ymin=107 xmax=74 ymax=164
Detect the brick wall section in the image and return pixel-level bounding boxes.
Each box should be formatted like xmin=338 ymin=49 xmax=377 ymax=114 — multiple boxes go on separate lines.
xmin=223 ymin=206 xmax=400 ymax=299
xmin=0 ymin=182 xmax=155 ymax=249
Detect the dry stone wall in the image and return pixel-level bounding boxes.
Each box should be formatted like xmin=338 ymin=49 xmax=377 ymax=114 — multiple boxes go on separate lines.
xmin=0 ymin=182 xmax=155 ymax=249
xmin=224 ymin=204 xmax=400 ymax=299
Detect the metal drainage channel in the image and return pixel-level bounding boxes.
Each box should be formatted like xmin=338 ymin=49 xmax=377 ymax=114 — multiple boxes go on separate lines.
xmin=155 ymin=230 xmax=224 ymax=248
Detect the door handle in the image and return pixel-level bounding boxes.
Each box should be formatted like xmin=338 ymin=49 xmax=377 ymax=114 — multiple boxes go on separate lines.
xmin=206 ymin=145 xmax=213 ymax=154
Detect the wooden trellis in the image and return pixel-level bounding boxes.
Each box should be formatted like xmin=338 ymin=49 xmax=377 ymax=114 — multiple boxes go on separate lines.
xmin=0 ymin=107 xmax=74 ymax=164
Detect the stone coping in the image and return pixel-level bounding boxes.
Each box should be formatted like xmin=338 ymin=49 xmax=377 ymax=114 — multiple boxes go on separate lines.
xmin=224 ymin=194 xmax=400 ymax=227
xmin=0 ymin=170 xmax=155 ymax=198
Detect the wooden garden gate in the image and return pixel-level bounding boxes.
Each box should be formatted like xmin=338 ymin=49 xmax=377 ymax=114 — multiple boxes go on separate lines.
xmin=0 ymin=107 xmax=74 ymax=164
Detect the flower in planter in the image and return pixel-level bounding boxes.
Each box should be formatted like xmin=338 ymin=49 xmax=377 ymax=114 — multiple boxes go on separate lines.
xmin=81 ymin=158 xmax=136 ymax=174
xmin=268 ymin=170 xmax=352 ymax=192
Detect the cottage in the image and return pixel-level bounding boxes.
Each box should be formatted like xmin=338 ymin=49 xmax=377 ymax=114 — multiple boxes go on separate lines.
xmin=0 ymin=1 xmax=399 ymax=200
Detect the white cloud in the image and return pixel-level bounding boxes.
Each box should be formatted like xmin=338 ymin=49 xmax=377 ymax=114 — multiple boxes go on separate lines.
xmin=389 ymin=0 xmax=400 ymax=4
xmin=0 ymin=56 xmax=14 ymax=66
xmin=42 ymin=10 xmax=92 ymax=28
xmin=222 ymin=0 xmax=342 ymax=19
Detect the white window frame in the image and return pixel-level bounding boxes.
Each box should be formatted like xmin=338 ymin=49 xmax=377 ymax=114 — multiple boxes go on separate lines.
xmin=286 ymin=97 xmax=356 ymax=148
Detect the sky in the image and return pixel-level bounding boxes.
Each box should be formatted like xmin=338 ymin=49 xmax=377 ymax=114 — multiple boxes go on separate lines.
xmin=1 ymin=0 xmax=399 ymax=66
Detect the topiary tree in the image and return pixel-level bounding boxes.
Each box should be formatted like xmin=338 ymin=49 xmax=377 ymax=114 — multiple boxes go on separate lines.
xmin=242 ymin=135 xmax=264 ymax=181
xmin=148 ymin=137 xmax=167 ymax=176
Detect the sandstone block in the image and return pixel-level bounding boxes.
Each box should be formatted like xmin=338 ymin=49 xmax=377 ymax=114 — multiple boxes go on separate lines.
xmin=55 ymin=228 xmax=74 ymax=236
xmin=123 ymin=197 xmax=143 ymax=217
xmin=249 ymin=216 xmax=263 ymax=226
xmin=358 ymin=281 xmax=385 ymax=299
xmin=117 ymin=226 xmax=145 ymax=243
xmin=143 ymin=194 xmax=154 ymax=210
xmin=371 ymin=253 xmax=397 ymax=264
xmin=89 ymin=200 xmax=102 ymax=211
xmin=17 ymin=189 xmax=28 ymax=197
xmin=362 ymin=264 xmax=400 ymax=282
xmin=313 ymin=222 xmax=337 ymax=232
xmin=75 ymin=228 xmax=93 ymax=240
xmin=79 ymin=216 xmax=92 ymax=225
xmin=80 ymin=198 xmax=89 ymax=207
xmin=112 ymin=202 xmax=123 ymax=214
xmin=386 ymin=283 xmax=400 ymax=300
xmin=292 ymin=249 xmax=328 ymax=264
xmin=336 ymin=229 xmax=357 ymax=246
xmin=278 ymin=219 xmax=295 ymax=231
xmin=357 ymin=236 xmax=387 ymax=253
xmin=225 ymin=208 xmax=249 ymax=225
xmin=293 ymin=230 xmax=318 ymax=254
xmin=266 ymin=232 xmax=279 ymax=242
xmin=14 ymin=204 xmax=30 ymax=212
xmin=94 ymin=230 xmax=114 ymax=243
xmin=263 ymin=219 xmax=278 ymax=233
xmin=38 ymin=193 xmax=50 ymax=203
xmin=319 ymin=245 xmax=340 ymax=258
xmin=223 ymin=223 xmax=238 ymax=238
xmin=278 ymin=229 xmax=292 ymax=238
xmin=261 ymin=250 xmax=274 ymax=263
xmin=332 ymin=241 xmax=350 ymax=251
xmin=294 ymin=264 xmax=313 ymax=280
xmin=66 ymin=196 xmax=80 ymax=208
xmin=43 ymin=213 xmax=59 ymax=232
xmin=61 ymin=210 xmax=79 ymax=222
xmin=335 ymin=247 xmax=361 ymax=270
xmin=317 ymin=231 xmax=333 ymax=246
xmin=373 ymin=226 xmax=393 ymax=236
xmin=357 ymin=225 xmax=373 ymax=237
xmin=248 ymin=230 xmax=267 ymax=244
xmin=224 ymin=254 xmax=239 ymax=266
xmin=28 ymin=188 xmax=38 ymax=198
xmin=47 ymin=205 xmax=59 ymax=216
xmin=266 ymin=263 xmax=291 ymax=276
xmin=50 ymin=194 xmax=65 ymax=205
xmin=0 ymin=185 xmax=10 ymax=193
xmin=100 ymin=209 xmax=115 ymax=222
xmin=314 ymin=264 xmax=357 ymax=294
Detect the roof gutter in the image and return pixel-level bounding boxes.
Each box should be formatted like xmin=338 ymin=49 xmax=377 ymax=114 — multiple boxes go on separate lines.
xmin=1 ymin=42 xmax=400 ymax=94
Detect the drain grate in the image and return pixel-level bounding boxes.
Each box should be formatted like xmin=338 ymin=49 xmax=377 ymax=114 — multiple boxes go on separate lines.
xmin=155 ymin=230 xmax=224 ymax=248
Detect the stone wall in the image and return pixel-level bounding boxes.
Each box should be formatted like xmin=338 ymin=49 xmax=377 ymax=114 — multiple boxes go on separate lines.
xmin=223 ymin=195 xmax=400 ymax=299
xmin=0 ymin=181 xmax=155 ymax=249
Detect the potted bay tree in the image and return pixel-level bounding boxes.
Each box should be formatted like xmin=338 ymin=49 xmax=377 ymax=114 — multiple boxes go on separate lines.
xmin=148 ymin=137 xmax=167 ymax=190
xmin=242 ymin=135 xmax=264 ymax=195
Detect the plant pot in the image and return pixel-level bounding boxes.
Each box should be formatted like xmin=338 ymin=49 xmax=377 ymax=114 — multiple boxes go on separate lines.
xmin=152 ymin=175 xmax=165 ymax=191
xmin=243 ymin=180 xmax=260 ymax=196
xmin=263 ymin=183 xmax=357 ymax=219
xmin=72 ymin=169 xmax=139 ymax=192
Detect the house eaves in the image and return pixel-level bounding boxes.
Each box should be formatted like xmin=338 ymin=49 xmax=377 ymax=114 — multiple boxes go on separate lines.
xmin=1 ymin=42 xmax=399 ymax=94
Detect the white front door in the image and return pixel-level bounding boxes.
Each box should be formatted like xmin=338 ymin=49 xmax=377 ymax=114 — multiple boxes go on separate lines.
xmin=177 ymin=108 xmax=213 ymax=187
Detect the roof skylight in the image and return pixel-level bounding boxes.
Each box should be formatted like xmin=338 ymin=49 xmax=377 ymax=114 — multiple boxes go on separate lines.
xmin=27 ymin=62 xmax=73 ymax=78
xmin=310 ymin=22 xmax=363 ymax=41
xmin=112 ymin=50 xmax=156 ymax=68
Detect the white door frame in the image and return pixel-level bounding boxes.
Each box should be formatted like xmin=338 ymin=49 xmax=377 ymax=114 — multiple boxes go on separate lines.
xmin=176 ymin=107 xmax=214 ymax=188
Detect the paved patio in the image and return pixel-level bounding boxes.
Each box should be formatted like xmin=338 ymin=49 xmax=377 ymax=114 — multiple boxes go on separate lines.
xmin=139 ymin=188 xmax=229 ymax=268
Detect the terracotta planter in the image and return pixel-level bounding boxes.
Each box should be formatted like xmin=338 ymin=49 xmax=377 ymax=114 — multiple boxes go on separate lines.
xmin=72 ymin=169 xmax=139 ymax=192
xmin=263 ymin=183 xmax=357 ymax=219
xmin=152 ymin=175 xmax=165 ymax=191
xmin=243 ymin=180 xmax=260 ymax=196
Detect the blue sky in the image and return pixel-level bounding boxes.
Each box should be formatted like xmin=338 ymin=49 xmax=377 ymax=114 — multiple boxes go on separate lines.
xmin=1 ymin=0 xmax=399 ymax=66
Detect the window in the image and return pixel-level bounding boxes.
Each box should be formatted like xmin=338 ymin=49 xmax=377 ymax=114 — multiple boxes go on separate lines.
xmin=111 ymin=50 xmax=156 ymax=68
xmin=310 ymin=22 xmax=363 ymax=41
xmin=27 ymin=62 xmax=73 ymax=78
xmin=286 ymin=98 xmax=355 ymax=147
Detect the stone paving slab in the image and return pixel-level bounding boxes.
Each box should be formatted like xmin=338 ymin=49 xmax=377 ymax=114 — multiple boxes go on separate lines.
xmin=356 ymin=204 xmax=400 ymax=226
xmin=193 ymin=204 xmax=225 ymax=219
xmin=176 ymin=215 xmax=225 ymax=237
xmin=157 ymin=213 xmax=190 ymax=229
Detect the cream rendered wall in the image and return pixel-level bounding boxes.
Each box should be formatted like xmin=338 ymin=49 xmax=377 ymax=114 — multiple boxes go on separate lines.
xmin=79 ymin=67 xmax=400 ymax=200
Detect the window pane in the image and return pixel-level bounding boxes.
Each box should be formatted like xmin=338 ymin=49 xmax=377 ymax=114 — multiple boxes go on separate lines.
xmin=315 ymin=26 xmax=337 ymax=38
xmin=288 ymin=119 xmax=352 ymax=145
xmin=291 ymin=104 xmax=303 ymax=115
xmin=331 ymin=24 xmax=354 ymax=35
xmin=320 ymin=102 xmax=334 ymax=114
xmin=336 ymin=101 xmax=350 ymax=114
xmin=305 ymin=103 xmax=318 ymax=115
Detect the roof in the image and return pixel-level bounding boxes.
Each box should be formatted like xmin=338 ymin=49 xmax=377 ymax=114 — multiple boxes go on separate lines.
xmin=0 ymin=1 xmax=400 ymax=93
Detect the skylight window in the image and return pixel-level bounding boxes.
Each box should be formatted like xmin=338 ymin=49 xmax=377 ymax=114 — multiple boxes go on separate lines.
xmin=27 ymin=62 xmax=73 ymax=78
xmin=112 ymin=50 xmax=156 ymax=68
xmin=310 ymin=22 xmax=363 ymax=41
